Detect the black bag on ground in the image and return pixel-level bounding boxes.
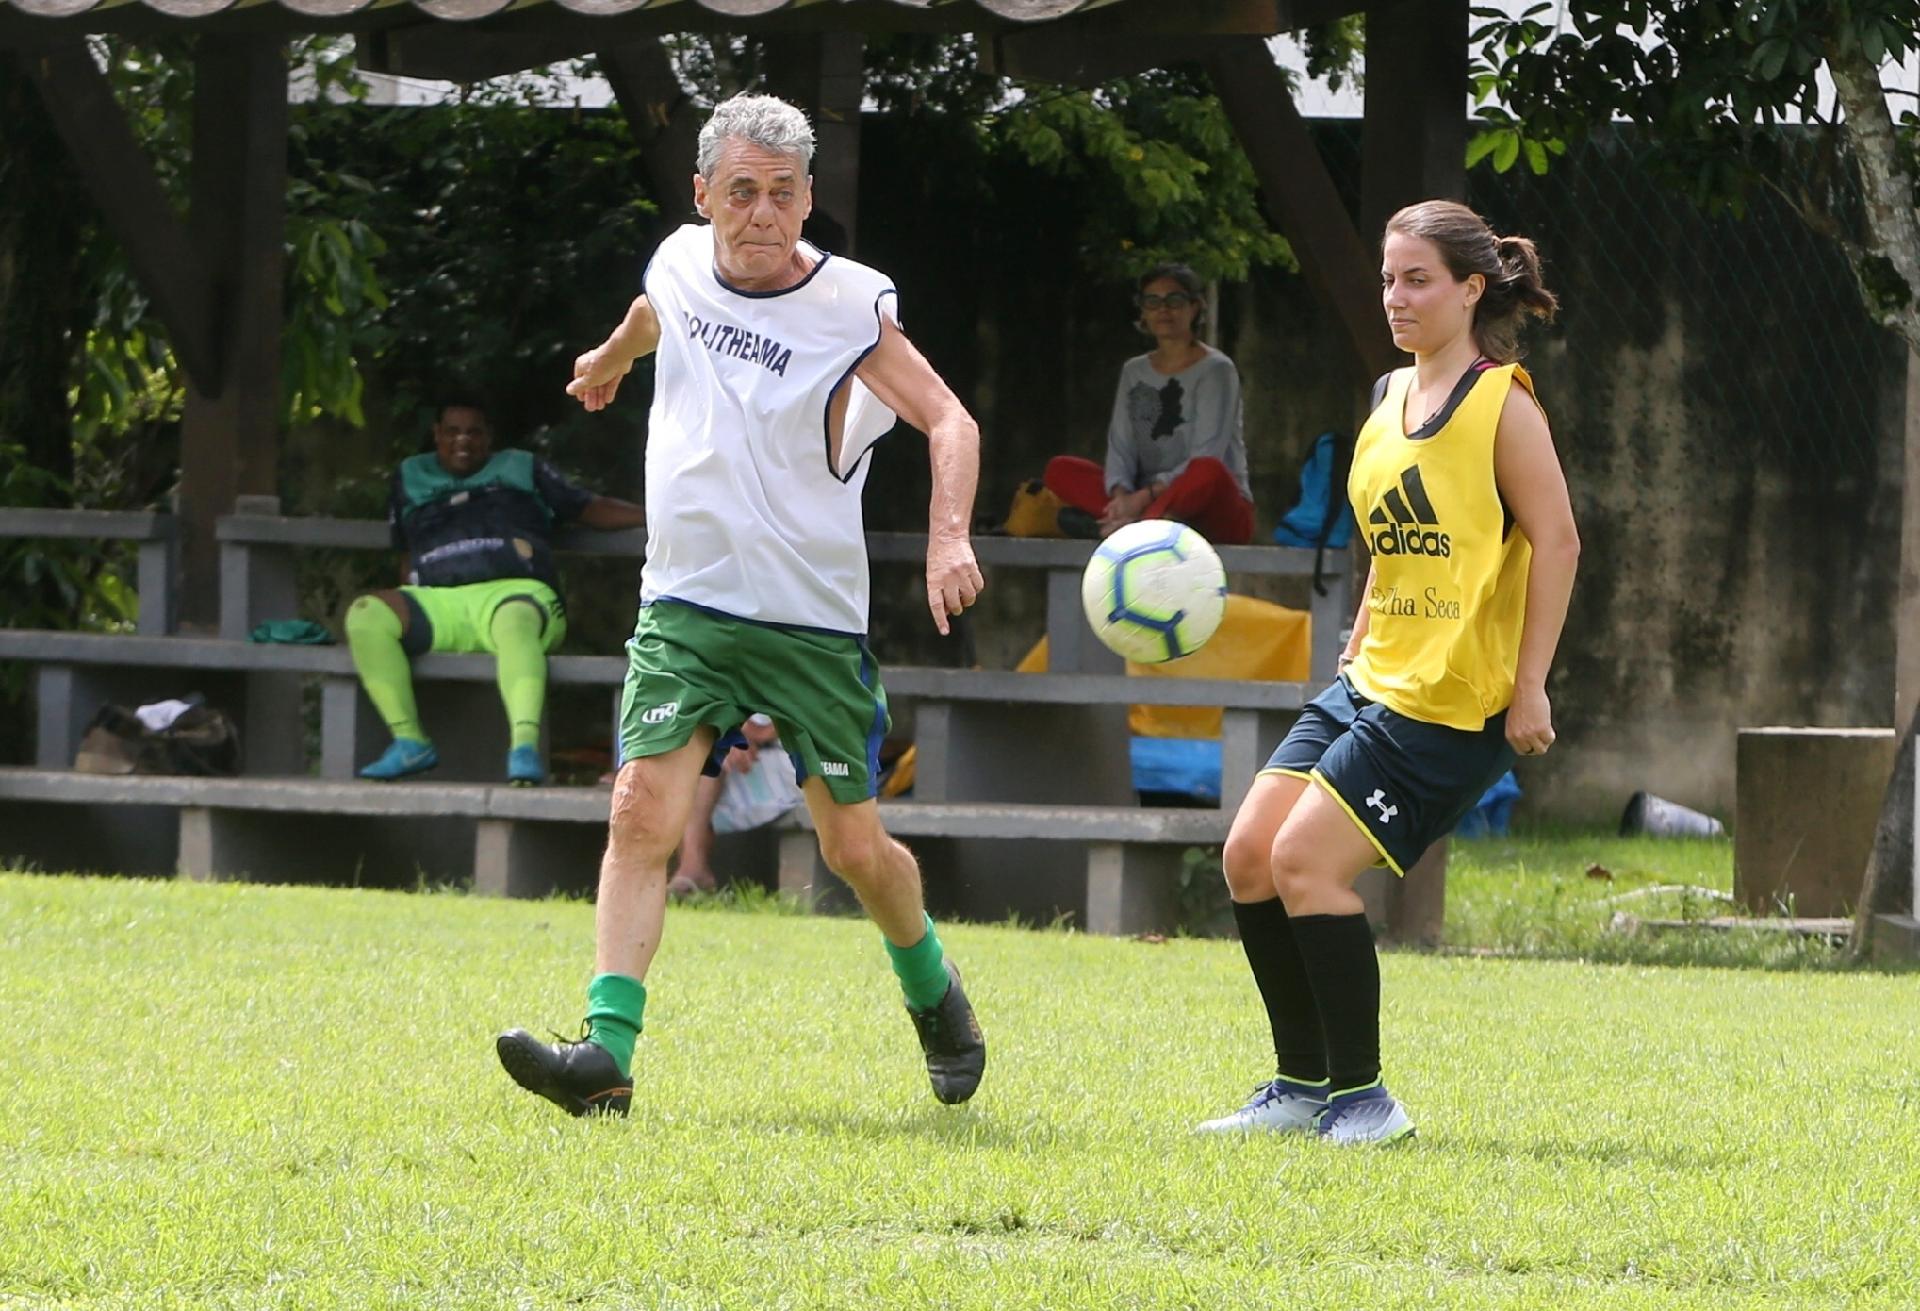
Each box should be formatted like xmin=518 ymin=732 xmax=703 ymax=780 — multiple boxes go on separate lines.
xmin=74 ymin=703 xmax=242 ymax=777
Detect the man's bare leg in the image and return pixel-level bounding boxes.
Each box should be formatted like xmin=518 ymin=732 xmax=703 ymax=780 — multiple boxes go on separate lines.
xmin=669 ymin=772 xmax=724 ymax=897
xmin=803 ymin=782 xmax=927 ymax=945
xmin=497 ymin=731 xmax=712 ymax=1115
xmin=805 ymin=781 xmax=985 ymax=1104
xmin=593 ymin=732 xmax=714 ymax=980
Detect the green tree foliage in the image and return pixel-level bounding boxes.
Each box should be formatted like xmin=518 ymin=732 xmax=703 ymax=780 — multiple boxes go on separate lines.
xmin=780 ymin=34 xmax=1300 ymax=284
xmin=1300 ymin=14 xmax=1366 ymax=92
xmin=287 ymin=68 xmax=655 ymax=450
xmin=70 ymin=42 xmax=654 ymax=495
xmin=993 ymin=69 xmax=1294 ymax=283
xmin=1470 ymin=1 xmax=1920 ymax=345
xmin=81 ymin=41 xmax=386 ymax=440
xmin=0 ymin=63 xmax=88 ymax=495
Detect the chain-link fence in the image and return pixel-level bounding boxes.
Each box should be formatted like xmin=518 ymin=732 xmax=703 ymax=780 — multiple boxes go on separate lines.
xmin=1307 ymin=119 xmax=1892 ymax=483
xmin=1480 ymin=127 xmax=1888 ymax=485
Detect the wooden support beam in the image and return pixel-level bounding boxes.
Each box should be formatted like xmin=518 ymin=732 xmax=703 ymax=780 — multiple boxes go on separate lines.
xmin=764 ymin=31 xmax=865 ymax=253
xmin=599 ymin=39 xmax=700 ymax=233
xmin=813 ymin=31 xmax=864 ymax=254
xmin=1360 ymin=0 xmax=1468 ymax=240
xmin=1208 ymin=37 xmax=1395 ymax=379
xmin=20 ymin=40 xmax=218 ymax=391
xmin=176 ymin=36 xmax=286 ymax=630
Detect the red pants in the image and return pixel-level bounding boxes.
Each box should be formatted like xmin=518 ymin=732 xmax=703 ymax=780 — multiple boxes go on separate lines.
xmin=1044 ymin=455 xmax=1254 ymax=545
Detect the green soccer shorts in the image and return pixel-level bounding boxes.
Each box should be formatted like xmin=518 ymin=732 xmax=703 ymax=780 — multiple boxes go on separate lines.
xmin=401 ymin=578 xmax=568 ymax=655
xmin=617 ymin=600 xmax=890 ymax=805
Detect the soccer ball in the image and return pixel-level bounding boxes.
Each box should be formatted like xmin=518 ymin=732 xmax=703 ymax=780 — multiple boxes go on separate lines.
xmin=1079 ymin=520 xmax=1227 ymax=664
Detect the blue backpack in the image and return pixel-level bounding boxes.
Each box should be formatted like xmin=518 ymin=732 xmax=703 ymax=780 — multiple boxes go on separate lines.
xmin=1271 ymin=430 xmax=1356 ymax=594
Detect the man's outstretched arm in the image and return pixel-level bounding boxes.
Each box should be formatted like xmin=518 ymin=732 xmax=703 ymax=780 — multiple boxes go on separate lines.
xmin=567 ymin=296 xmax=662 ymax=412
xmin=855 ymin=319 xmax=984 ymax=635
xmin=577 ymin=495 xmax=647 ymax=531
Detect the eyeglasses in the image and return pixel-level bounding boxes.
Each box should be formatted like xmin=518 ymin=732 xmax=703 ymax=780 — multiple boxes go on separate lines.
xmin=1139 ymin=292 xmax=1196 ymax=311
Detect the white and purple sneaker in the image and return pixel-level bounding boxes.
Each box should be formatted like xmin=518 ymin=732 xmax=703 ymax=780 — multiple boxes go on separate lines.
xmin=1314 ymin=1083 xmax=1415 ymax=1146
xmin=1193 ymin=1077 xmax=1330 ymax=1135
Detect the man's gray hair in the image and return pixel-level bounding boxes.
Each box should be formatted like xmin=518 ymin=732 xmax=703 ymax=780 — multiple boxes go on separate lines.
xmin=697 ymin=94 xmax=815 ymax=178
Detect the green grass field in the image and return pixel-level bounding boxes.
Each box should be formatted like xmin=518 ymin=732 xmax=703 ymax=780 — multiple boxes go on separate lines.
xmin=5 ymin=866 xmax=1919 ymax=1310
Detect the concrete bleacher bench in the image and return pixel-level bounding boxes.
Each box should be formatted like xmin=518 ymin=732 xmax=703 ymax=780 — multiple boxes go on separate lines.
xmin=214 ymin=509 xmax=1338 ymax=796
xmin=0 ymin=508 xmax=176 ymax=635
xmin=218 ymin=509 xmax=1350 ymax=678
xmin=19 ymin=508 xmax=1334 ymax=788
xmin=3 ymin=508 xmax=1346 ymax=933
xmin=0 ymin=628 xmax=621 ymax=779
xmin=0 ymin=628 xmax=1310 ymax=820
xmin=0 ymin=627 xmax=1301 ymax=932
xmin=0 ymin=768 xmax=1226 ymax=935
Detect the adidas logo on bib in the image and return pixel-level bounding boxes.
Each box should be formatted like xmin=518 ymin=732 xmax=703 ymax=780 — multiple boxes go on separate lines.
xmin=1368 ymin=465 xmax=1451 ymax=558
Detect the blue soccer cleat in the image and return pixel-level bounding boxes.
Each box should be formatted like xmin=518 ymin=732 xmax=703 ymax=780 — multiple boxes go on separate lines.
xmin=1193 ymin=1077 xmax=1329 ymax=1135
xmin=359 ymin=737 xmax=439 ymax=781
xmin=1314 ymin=1083 xmax=1416 ymax=1146
xmin=506 ymin=745 xmax=546 ymax=787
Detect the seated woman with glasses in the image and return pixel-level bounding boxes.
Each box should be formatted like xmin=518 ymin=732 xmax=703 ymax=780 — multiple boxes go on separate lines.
xmin=1043 ymin=262 xmax=1255 ymax=544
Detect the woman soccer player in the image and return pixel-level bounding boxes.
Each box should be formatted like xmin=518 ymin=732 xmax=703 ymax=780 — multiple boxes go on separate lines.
xmin=1195 ymin=200 xmax=1580 ymax=1145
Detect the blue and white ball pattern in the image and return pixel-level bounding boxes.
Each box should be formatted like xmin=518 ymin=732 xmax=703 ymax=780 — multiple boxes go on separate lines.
xmin=1079 ymin=520 xmax=1228 ymax=664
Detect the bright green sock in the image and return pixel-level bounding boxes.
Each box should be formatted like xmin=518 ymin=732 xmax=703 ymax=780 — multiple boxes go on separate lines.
xmin=345 ymin=595 xmax=425 ymax=742
xmin=489 ymin=601 xmax=548 ymax=751
xmin=585 ymin=972 xmax=647 ymax=1076
xmin=886 ymin=913 xmax=949 ymax=1011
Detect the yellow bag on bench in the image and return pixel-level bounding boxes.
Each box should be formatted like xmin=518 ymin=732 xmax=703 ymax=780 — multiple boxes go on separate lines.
xmin=1019 ymin=594 xmax=1310 ymax=738
xmin=998 ymin=480 xmax=1069 ymax=539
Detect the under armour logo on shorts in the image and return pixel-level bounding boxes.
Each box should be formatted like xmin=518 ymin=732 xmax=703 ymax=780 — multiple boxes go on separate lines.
xmin=1365 ymin=789 xmax=1398 ymax=824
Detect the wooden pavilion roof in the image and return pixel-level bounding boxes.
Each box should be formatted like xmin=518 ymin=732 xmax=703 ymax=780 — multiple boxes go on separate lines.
xmin=0 ymin=0 xmax=1316 ymax=36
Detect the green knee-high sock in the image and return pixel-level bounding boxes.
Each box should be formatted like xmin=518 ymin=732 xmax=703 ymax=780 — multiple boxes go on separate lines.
xmin=585 ymin=972 xmax=647 ymax=1075
xmin=886 ymin=913 xmax=950 ymax=1011
xmin=489 ymin=601 xmax=548 ymax=751
xmin=345 ymin=595 xmax=425 ymax=742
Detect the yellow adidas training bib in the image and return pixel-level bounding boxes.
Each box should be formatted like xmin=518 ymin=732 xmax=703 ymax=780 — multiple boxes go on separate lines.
xmin=1345 ymin=363 xmax=1535 ymax=731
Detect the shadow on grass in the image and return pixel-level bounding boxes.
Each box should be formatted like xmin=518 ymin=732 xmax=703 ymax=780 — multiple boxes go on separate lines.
xmin=1420 ymin=1131 xmax=1745 ymax=1173
xmin=1424 ymin=936 xmax=1873 ymax=975
xmin=747 ymin=1102 xmax=1100 ymax=1154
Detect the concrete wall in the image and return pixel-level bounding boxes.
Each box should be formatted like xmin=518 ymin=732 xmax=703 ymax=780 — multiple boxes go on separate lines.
xmin=1471 ymin=135 xmax=1905 ymax=824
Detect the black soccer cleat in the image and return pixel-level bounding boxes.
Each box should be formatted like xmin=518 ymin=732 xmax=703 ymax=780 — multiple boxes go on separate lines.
xmin=495 ymin=1028 xmax=633 ymax=1118
xmin=907 ymin=959 xmax=986 ymax=1105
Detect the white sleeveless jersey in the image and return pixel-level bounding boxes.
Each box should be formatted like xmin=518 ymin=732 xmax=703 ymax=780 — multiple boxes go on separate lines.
xmin=639 ymin=223 xmax=900 ymax=634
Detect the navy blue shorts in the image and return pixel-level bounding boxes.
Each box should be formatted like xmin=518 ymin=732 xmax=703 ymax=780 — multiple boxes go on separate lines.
xmin=1263 ymin=675 xmax=1515 ymax=874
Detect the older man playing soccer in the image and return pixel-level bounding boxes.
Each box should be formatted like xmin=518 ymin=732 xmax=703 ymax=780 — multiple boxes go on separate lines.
xmin=496 ymin=94 xmax=988 ymax=1115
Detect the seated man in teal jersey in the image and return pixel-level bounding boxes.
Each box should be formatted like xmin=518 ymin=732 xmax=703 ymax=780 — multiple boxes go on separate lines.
xmin=345 ymin=395 xmax=646 ymax=785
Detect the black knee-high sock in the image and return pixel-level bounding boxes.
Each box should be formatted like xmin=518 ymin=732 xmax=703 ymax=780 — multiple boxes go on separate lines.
xmin=1286 ymin=912 xmax=1381 ymax=1094
xmin=1231 ymin=897 xmax=1327 ymax=1084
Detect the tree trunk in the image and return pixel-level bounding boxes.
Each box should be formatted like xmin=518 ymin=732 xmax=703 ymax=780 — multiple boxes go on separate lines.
xmin=1826 ymin=39 xmax=1920 ymax=354
xmin=1829 ymin=40 xmax=1920 ymax=961
xmin=1850 ymin=700 xmax=1918 ymax=959
xmin=0 ymin=56 xmax=89 ymax=500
